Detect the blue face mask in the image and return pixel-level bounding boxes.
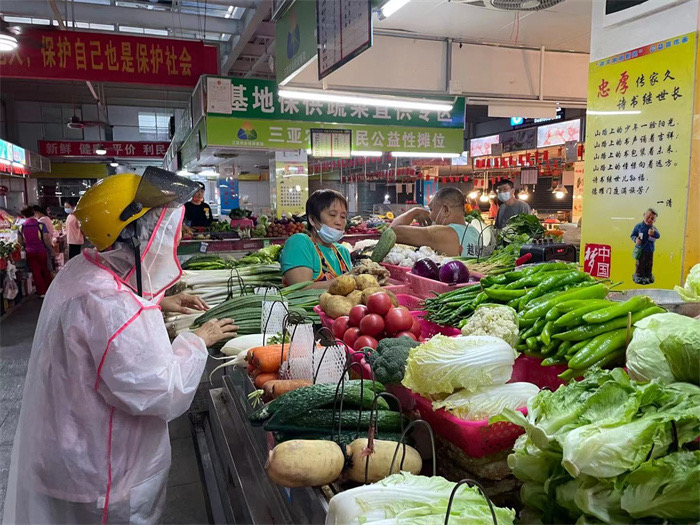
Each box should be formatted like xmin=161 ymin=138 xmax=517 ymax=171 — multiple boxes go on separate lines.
xmin=497 ymin=192 xmax=511 ymax=203
xmin=317 ymin=223 xmax=344 ymax=244
xmin=64 ymin=207 xmax=72 ymax=214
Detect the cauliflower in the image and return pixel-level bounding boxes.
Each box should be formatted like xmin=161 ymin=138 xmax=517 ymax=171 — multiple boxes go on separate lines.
xmin=460 ymin=305 xmax=519 ymax=347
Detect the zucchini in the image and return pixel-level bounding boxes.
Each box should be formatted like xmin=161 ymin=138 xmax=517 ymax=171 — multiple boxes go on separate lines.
xmin=249 ymin=380 xmax=387 ymax=426
xmin=264 ymin=409 xmax=403 ymax=433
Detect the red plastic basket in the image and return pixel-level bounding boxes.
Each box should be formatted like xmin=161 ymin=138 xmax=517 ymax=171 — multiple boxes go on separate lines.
xmin=406 ymin=272 xmax=475 ymax=300
xmin=509 ymin=354 xmax=569 ymax=391
xmin=380 ymin=263 xmax=411 ymax=282
xmin=390 ymin=384 xmax=525 ymax=458
xmin=410 ymin=311 xmax=461 ymax=338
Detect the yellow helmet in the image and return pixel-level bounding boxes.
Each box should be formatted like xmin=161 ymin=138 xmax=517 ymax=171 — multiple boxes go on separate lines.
xmin=75 ymin=167 xmax=200 ymax=251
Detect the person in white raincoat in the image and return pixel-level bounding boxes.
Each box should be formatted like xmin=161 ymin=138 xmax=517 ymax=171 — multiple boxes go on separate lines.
xmin=3 ymin=168 xmax=237 ymax=524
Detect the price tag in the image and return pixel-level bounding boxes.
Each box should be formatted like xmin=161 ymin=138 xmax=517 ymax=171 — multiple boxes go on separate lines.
xmin=199 ymin=242 xmax=209 ymax=253
xmin=263 ymin=239 xmax=270 ymax=247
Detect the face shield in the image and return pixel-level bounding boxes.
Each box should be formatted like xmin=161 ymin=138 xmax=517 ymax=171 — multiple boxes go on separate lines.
xmin=120 ymin=167 xmax=200 ymax=223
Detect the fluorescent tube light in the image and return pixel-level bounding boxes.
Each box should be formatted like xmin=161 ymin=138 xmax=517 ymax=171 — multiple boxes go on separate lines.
xmin=390 ymin=151 xmax=460 ymax=158
xmin=278 ymin=89 xmax=453 ymax=112
xmin=586 ymin=110 xmax=642 ymax=115
xmin=351 ymin=151 xmax=383 ymax=157
xmin=380 ymin=0 xmax=411 ymax=19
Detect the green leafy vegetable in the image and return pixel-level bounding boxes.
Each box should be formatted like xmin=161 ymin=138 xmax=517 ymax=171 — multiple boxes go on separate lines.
xmin=367 ymin=336 xmax=419 ymax=385
xmin=326 ymin=472 xmax=516 ymax=525
xmin=401 ymin=335 xmax=516 ymax=399
xmin=675 ymin=262 xmax=700 ymax=302
xmin=626 ymin=313 xmax=700 ymax=385
xmin=432 ymin=382 xmax=538 ymax=421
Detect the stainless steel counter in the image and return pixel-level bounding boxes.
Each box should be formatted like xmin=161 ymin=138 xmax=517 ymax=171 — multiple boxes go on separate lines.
xmin=201 ymin=369 xmax=330 ymax=524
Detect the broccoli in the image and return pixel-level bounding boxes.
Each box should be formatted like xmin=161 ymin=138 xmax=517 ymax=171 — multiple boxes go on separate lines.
xmin=368 ymin=336 xmax=420 ymax=385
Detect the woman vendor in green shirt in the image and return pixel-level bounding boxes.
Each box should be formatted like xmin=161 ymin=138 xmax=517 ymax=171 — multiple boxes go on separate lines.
xmin=280 ymin=189 xmax=352 ymax=288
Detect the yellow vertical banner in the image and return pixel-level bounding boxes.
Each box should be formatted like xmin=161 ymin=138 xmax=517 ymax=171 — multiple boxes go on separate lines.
xmin=581 ymin=32 xmax=697 ymax=289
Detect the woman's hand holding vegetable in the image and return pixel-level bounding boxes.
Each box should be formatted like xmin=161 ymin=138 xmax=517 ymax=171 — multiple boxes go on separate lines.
xmin=160 ymin=292 xmax=210 ymax=314
xmin=194 ymin=318 xmax=238 ymax=347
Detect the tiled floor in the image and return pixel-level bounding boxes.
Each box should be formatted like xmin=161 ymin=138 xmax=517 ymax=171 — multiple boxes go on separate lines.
xmin=0 ymin=296 xmax=210 ymax=524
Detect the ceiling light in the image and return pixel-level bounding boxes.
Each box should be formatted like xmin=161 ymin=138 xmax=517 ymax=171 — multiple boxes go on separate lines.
xmin=110 ymin=161 xmax=119 ymax=167
xmin=200 ymin=168 xmax=218 ymax=177
xmin=519 ymin=186 xmax=530 ymax=200
xmin=479 ymin=193 xmax=489 ymax=203
xmin=468 ymin=190 xmax=479 ymax=200
xmin=520 ymin=0 xmax=540 ymax=8
xmin=552 ymin=182 xmax=569 ymax=199
xmin=586 ymin=110 xmax=642 ymax=116
xmin=379 ymin=0 xmax=411 ymax=19
xmin=295 ymin=185 xmax=301 ymax=191
xmin=390 ymin=151 xmax=460 ymax=158
xmin=488 ymin=189 xmax=497 ymax=199
xmin=0 ymin=32 xmax=18 ymax=53
xmin=351 ymin=150 xmax=383 ymax=157
xmin=177 ymin=170 xmax=193 ymax=176
xmin=95 ymin=145 xmax=107 ymax=155
xmin=279 ymin=88 xmax=453 ymax=112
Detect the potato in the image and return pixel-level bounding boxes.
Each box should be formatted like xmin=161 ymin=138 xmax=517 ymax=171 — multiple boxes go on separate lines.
xmin=346 ymin=439 xmax=422 ymax=483
xmin=319 ymin=293 xmax=333 ymax=312
xmin=329 ymin=275 xmax=356 ymax=296
xmin=266 ymin=440 xmax=347 ymax=487
xmin=346 ymin=290 xmax=363 ymax=306
xmin=361 ymin=288 xmax=399 ymax=307
xmin=324 ymin=295 xmax=354 ymax=319
xmin=353 ymin=274 xmax=380 ymax=291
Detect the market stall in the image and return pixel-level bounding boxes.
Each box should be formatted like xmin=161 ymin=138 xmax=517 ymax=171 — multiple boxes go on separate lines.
xmin=164 ymin=220 xmax=700 ymax=524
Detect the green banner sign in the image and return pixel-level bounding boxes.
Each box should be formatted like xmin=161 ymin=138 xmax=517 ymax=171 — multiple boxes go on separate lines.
xmin=275 ymin=1 xmax=318 ymax=85
xmin=206 ymin=116 xmax=464 ymax=153
xmin=205 ymin=75 xmax=465 ymax=129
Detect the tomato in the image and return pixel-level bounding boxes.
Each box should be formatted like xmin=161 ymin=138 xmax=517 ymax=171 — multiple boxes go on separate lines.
xmin=348 ymin=305 xmax=368 ymax=327
xmin=410 ymin=318 xmax=422 ymax=338
xmin=395 ymin=331 xmax=418 ymax=341
xmin=366 ymin=292 xmax=392 ymax=316
xmin=359 ymin=313 xmax=385 ymax=337
xmin=354 ymin=335 xmax=378 ymax=351
xmin=333 ymin=316 xmax=350 ymax=339
xmin=343 ymin=327 xmax=361 ymax=348
xmin=384 ymin=307 xmax=414 ymax=336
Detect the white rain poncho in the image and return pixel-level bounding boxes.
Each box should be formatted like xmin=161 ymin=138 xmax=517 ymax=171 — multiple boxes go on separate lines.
xmin=3 ymin=205 xmax=208 ymax=524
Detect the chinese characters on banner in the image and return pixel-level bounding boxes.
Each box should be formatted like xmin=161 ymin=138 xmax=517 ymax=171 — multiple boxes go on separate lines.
xmin=0 ymin=29 xmax=217 ymax=87
xmin=581 ymin=33 xmax=695 ymax=289
xmin=205 ymin=76 xmax=465 ymax=129
xmin=205 ymin=117 xmax=463 ymax=156
xmin=38 ymin=141 xmax=169 ymax=158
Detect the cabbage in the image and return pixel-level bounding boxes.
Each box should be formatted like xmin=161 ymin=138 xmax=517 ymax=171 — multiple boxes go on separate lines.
xmin=401 ymin=335 xmax=516 ymax=398
xmin=325 ymin=472 xmax=515 ymax=525
xmin=626 ymin=313 xmax=700 ymax=385
xmin=433 ymin=382 xmax=539 ymax=421
xmin=675 ymin=262 xmax=700 ymax=302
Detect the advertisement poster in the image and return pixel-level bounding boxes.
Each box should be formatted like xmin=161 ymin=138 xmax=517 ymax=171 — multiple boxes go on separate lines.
xmin=469 ymin=134 xmax=500 ymax=157
xmin=581 ymin=32 xmax=696 ymax=289
xmin=273 ymin=151 xmax=308 ymax=219
xmin=537 ymin=119 xmax=581 ymax=147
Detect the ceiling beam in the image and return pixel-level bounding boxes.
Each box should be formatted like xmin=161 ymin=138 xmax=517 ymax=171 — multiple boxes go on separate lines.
xmin=241 ymin=42 xmax=266 ymax=57
xmin=220 ymin=0 xmax=271 ymax=74
xmin=1 ymin=0 xmax=242 ymax=35
xmin=197 ymin=0 xmax=259 ymax=7
xmin=254 ymin=21 xmax=275 ymax=38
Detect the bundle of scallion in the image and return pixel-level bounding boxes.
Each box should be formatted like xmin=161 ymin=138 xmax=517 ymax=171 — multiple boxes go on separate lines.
xmin=177 ymin=264 xmax=283 ymax=306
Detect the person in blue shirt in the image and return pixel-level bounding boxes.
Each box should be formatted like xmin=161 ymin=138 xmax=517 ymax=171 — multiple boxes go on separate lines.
xmin=631 ymin=208 xmax=660 ymax=285
xmin=280 ymin=189 xmax=352 ymax=288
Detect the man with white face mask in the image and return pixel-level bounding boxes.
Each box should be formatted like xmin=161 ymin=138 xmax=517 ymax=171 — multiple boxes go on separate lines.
xmin=3 ymin=168 xmax=238 ymax=524
xmin=391 ymin=187 xmax=482 ymax=257
xmin=494 ymin=179 xmax=531 ymax=229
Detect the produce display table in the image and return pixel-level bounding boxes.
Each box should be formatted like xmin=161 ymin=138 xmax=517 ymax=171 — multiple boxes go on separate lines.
xmin=203 ymin=368 xmax=329 ymax=524
xmin=178 ymin=233 xmax=381 ymax=258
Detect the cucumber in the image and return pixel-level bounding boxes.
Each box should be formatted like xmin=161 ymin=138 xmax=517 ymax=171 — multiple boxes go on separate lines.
xmin=370 ymin=228 xmax=397 ymax=263
xmin=249 ymin=380 xmax=387 ymax=426
xmin=274 ymin=430 xmax=406 ymax=447
xmin=264 ymin=409 xmax=403 ymax=433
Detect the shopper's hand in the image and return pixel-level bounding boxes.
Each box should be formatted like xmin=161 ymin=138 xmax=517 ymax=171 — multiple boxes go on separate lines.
xmin=160 ymin=293 xmax=210 ymax=314
xmin=635 ymin=238 xmax=642 ymax=245
xmin=648 ymin=228 xmax=655 ymax=236
xmin=194 ymin=318 xmax=238 ymax=347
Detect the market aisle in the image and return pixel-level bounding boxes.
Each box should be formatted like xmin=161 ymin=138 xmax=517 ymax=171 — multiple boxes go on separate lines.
xmin=0 ymin=297 xmax=210 ymax=524
xmin=0 ymin=296 xmax=41 ymax=518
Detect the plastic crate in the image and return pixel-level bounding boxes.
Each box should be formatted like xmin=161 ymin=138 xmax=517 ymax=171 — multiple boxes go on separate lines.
xmin=381 ymin=263 xmax=411 ymax=282
xmin=406 ymin=272 xmax=475 ymax=299
xmin=509 ymin=354 xmax=569 ymax=391
xmin=410 ymin=311 xmax=461 ymax=338
xmin=391 ymin=385 xmax=525 ymax=458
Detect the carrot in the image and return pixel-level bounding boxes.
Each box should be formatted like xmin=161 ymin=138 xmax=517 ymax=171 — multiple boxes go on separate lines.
xmin=262 ymin=380 xmax=313 ymax=399
xmin=254 ymin=372 xmax=278 ymax=389
xmin=251 ymin=368 xmax=261 ymax=379
xmin=246 ymin=362 xmax=256 ymax=374
xmin=252 ymin=347 xmax=289 ymax=373
xmin=248 ymin=344 xmax=284 ymax=361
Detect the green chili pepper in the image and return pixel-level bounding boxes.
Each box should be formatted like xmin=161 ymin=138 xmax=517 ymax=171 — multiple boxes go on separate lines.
xmin=521 ymin=283 xmax=610 ymax=320
xmin=541 ymin=338 xmax=560 ymax=356
xmin=582 ymin=295 xmax=655 ymax=324
xmin=515 ymin=344 xmax=528 ymax=352
xmin=519 ymin=317 xmax=536 ymax=329
xmin=518 ymin=271 xmax=590 ymax=309
xmin=542 ymin=356 xmax=566 ymax=366
xmin=567 ymin=328 xmax=631 ymax=369
xmin=555 ymin=299 xmax=593 ymax=313
xmin=554 ymin=306 xmax=663 ymax=342
xmin=504 ymin=269 xmax=576 ymax=290
xmin=484 ymin=288 xmax=528 ymax=301
xmin=565 ymin=338 xmax=592 ymax=361
xmin=526 ymin=336 xmax=540 ymax=351
xmin=545 ymin=305 xmax=561 ymax=322
xmin=559 ymin=349 xmax=626 ymax=381
xmin=553 ymin=300 xmax=616 ymax=328
xmin=554 ymin=341 xmax=572 ymax=359
xmin=540 ymin=321 xmax=554 ymax=346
